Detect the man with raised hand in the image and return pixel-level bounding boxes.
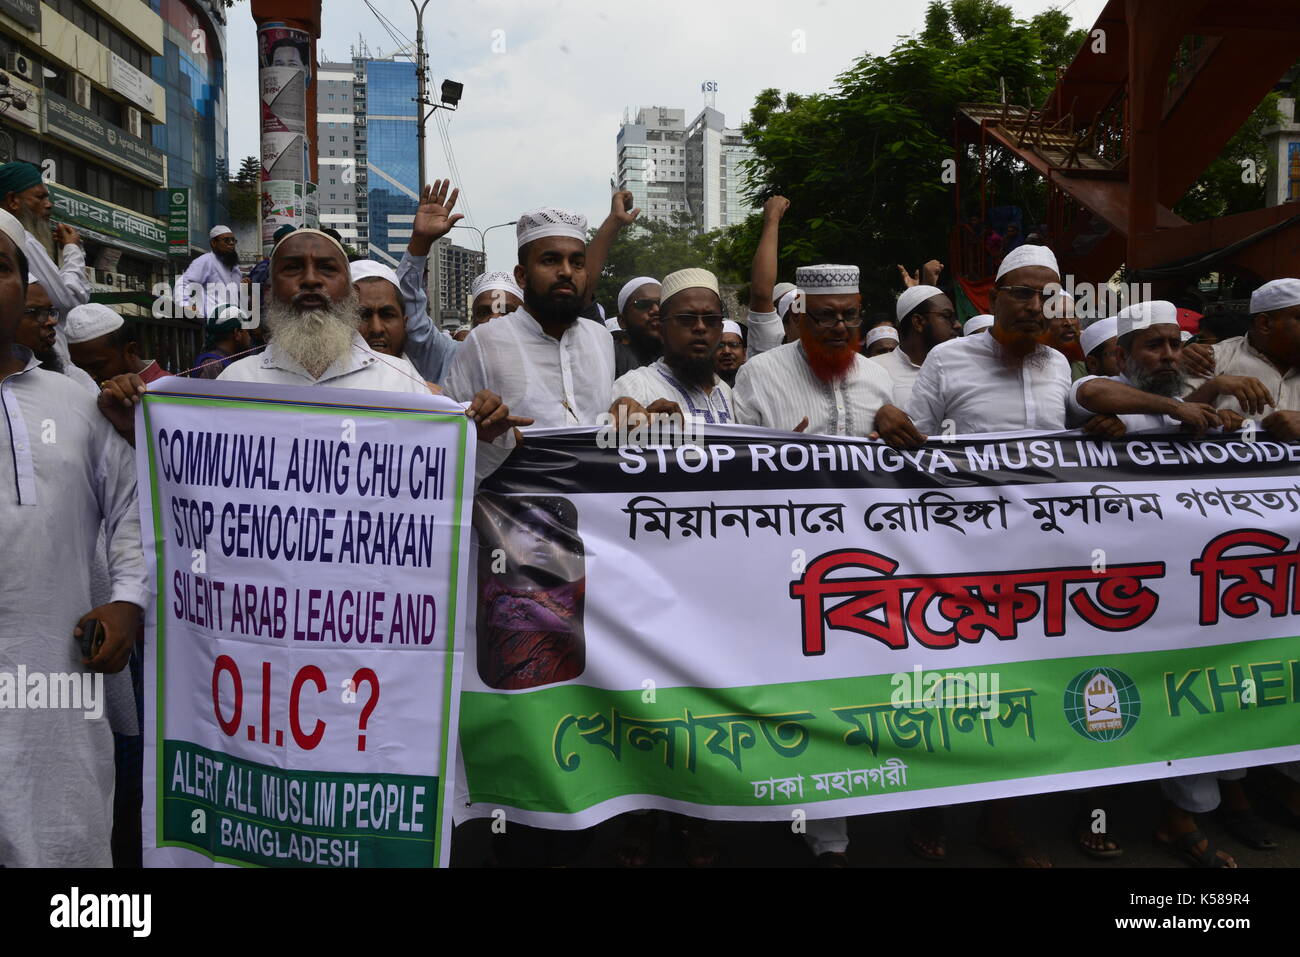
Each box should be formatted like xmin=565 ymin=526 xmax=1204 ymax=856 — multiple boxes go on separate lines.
xmin=873 ymin=284 xmax=959 ymax=408
xmin=733 ymin=263 xmax=921 ymax=448
xmin=394 ymin=179 xmax=466 ymax=384
xmin=745 ymin=195 xmax=798 ymax=356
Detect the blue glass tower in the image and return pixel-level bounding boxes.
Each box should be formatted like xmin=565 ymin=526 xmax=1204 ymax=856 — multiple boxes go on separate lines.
xmin=362 ymin=59 xmax=418 ymax=265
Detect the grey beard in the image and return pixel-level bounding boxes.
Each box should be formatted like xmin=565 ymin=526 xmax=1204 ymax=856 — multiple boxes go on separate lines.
xmin=265 ymin=288 xmax=360 ymax=379
xmin=1124 ymin=354 xmax=1186 ymax=397
xmin=19 ymin=208 xmax=53 ymax=259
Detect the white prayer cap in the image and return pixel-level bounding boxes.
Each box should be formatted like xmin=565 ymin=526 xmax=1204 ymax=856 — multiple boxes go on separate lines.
xmin=65 ymin=303 xmax=124 ymax=344
xmin=777 ymin=287 xmax=801 ymax=317
xmin=895 ymin=284 xmax=945 ymax=322
xmin=1180 ymin=330 xmax=1193 ymax=342
xmin=604 ymin=317 xmax=622 ymax=332
xmin=995 ymin=244 xmax=1059 ymax=281
xmin=209 ymin=225 xmax=234 ymax=240
xmin=722 ymin=320 xmax=743 ymax=338
xmin=773 ymin=281 xmax=797 ymax=303
xmin=1080 ymin=316 xmax=1118 ymax=356
xmin=1249 ymin=278 xmax=1300 ymax=315
xmin=963 ymin=314 xmax=994 ymax=335
xmin=1116 ymin=300 xmax=1178 ymax=340
xmin=795 ymin=264 xmax=859 ymax=296
xmin=617 ymin=276 xmax=659 ymax=314
xmin=660 ymin=268 xmax=719 ymax=306
xmin=350 ymin=259 xmax=400 ymax=290
xmin=0 ymin=208 xmax=25 ymax=255
xmin=516 ymin=207 xmax=587 ymax=248
xmin=470 ymin=271 xmax=524 ymax=301
xmin=864 ymin=325 xmax=900 ymax=348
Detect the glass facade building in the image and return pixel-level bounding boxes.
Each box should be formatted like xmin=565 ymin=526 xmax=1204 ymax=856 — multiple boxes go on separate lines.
xmin=362 ymin=59 xmax=418 ymax=266
xmin=150 ymin=0 xmax=229 ymax=253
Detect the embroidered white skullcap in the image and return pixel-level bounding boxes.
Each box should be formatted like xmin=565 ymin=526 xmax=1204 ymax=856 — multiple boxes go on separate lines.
xmin=777 ymin=287 xmax=801 ymax=317
xmin=660 ymin=268 xmax=719 ymax=305
xmin=895 ymin=284 xmax=945 ymax=322
xmin=516 ymin=207 xmax=587 ymax=248
xmin=1116 ymin=300 xmax=1178 ymax=340
xmin=0 ymin=208 xmax=26 ymax=255
xmin=995 ymin=244 xmax=1059 ymax=281
xmin=722 ymin=320 xmax=743 ymax=337
xmin=470 ymin=271 xmax=524 ymax=301
xmin=209 ymin=225 xmax=234 ymax=240
xmin=65 ymin=303 xmax=125 ymax=344
xmin=1249 ymin=278 xmax=1300 ymax=315
xmin=604 ymin=317 xmax=621 ymax=332
xmin=350 ymin=259 xmax=400 ymax=290
xmin=796 ymin=264 xmax=859 ymax=296
xmin=864 ymin=325 xmax=900 ymax=348
xmin=963 ymin=314 xmax=994 ymax=335
xmin=617 ymin=276 xmax=659 ymax=314
xmin=1080 ymin=316 xmax=1118 ymax=356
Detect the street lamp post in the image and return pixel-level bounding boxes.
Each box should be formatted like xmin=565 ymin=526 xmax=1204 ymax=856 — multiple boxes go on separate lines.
xmin=409 ymin=0 xmax=462 ymax=196
xmin=452 ymin=220 xmax=518 ymax=259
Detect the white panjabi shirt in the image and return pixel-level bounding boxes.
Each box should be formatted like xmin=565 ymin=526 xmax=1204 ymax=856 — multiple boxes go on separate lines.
xmin=907 ymin=330 xmax=1071 ymax=434
xmin=732 ymin=340 xmax=894 ymax=436
xmin=870 ymin=345 xmax=924 ymax=409
xmin=611 ymin=357 xmax=735 ymax=424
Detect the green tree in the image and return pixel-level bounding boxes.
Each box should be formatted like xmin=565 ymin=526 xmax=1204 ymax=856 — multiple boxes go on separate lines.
xmin=717 ymin=0 xmax=1086 ymax=306
xmin=1173 ymin=93 xmax=1281 ymax=223
xmin=588 ymin=214 xmax=742 ymax=309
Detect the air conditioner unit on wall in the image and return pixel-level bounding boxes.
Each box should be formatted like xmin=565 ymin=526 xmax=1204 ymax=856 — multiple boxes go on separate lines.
xmin=5 ymin=53 xmax=32 ymax=82
xmin=72 ymin=74 xmax=92 ymax=109
xmin=126 ymin=107 xmax=142 ymax=138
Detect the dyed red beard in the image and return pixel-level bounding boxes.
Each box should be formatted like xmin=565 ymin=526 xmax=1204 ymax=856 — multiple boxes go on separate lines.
xmin=990 ymin=321 xmax=1050 ymax=364
xmin=800 ymin=327 xmax=861 ymax=383
xmin=1049 ymin=337 xmax=1085 ymax=364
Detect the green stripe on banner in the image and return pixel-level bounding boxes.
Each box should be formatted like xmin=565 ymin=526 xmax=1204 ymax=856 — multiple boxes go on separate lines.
xmin=160 ymin=741 xmax=439 ymax=867
xmin=460 ymin=636 xmax=1300 ymax=813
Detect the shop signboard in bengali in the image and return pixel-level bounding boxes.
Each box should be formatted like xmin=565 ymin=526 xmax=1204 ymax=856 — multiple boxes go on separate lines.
xmin=167 ymin=188 xmax=190 ymax=254
xmin=44 ymin=91 xmax=165 ymax=186
xmin=48 ymin=183 xmax=167 ymax=259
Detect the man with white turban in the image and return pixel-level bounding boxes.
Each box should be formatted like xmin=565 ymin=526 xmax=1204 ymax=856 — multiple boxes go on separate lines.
xmin=871 ymin=285 xmax=959 ymax=407
xmin=470 ymin=271 xmax=525 ymax=328
xmin=613 ymin=275 xmax=662 ymax=376
xmin=1080 ymin=316 xmax=1121 ymax=378
xmin=863 ymin=323 xmax=899 ymax=358
xmin=907 ymin=245 xmax=1073 ymax=435
xmin=1182 ymin=278 xmax=1300 ymax=434
xmin=610 ymin=269 xmax=735 ymax=424
xmin=175 ymin=224 xmax=242 ymax=320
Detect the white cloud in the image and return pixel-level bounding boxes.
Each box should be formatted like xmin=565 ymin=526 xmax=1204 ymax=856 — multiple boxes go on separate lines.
xmin=227 ymin=0 xmax=1109 ymax=272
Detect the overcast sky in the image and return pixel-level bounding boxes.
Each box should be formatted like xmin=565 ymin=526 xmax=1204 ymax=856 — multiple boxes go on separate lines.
xmin=227 ymin=0 xmax=1108 ymax=270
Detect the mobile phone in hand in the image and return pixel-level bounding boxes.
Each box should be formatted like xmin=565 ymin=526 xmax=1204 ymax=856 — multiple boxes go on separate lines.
xmin=78 ymin=617 xmax=105 ymax=660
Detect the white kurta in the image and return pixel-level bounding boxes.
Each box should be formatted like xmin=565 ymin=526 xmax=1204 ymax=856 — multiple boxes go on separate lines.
xmin=1069 ymin=373 xmax=1182 ymax=432
xmin=1183 ymin=335 xmax=1300 ymax=417
xmin=907 ymin=332 xmax=1071 ymax=434
xmin=611 ymin=358 xmax=735 ymax=424
xmin=25 ymin=234 xmax=90 ymax=317
xmin=219 ymin=332 xmax=430 ymax=393
xmin=175 ymin=251 xmax=243 ymax=320
xmin=732 ymin=341 xmax=894 ymax=436
xmin=745 ymin=308 xmax=785 ymax=357
xmin=0 ymin=349 xmax=147 ymax=867
xmin=870 ymin=345 xmax=924 ymax=409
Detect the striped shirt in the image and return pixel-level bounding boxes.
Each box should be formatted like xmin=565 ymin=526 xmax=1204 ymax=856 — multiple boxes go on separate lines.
xmin=732 ymin=341 xmax=894 ymax=436
xmin=611 ymin=358 xmax=734 ymax=423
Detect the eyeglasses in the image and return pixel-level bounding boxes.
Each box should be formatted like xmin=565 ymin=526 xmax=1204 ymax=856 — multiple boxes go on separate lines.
xmin=806 ymin=309 xmax=863 ymax=328
xmin=22 ymin=306 xmax=59 ymax=322
xmin=997 ymin=285 xmax=1053 ymax=303
xmin=665 ymin=313 xmax=724 ymax=329
xmin=629 ymin=298 xmax=660 ymax=311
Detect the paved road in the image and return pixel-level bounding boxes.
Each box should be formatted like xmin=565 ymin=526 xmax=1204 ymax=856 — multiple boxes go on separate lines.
xmin=450 ymin=774 xmax=1300 ymax=867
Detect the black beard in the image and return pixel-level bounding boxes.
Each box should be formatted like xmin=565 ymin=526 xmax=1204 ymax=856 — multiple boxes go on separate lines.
xmin=665 ymin=351 xmax=716 ymax=391
xmin=36 ymin=348 xmax=63 ymax=373
xmin=627 ymin=326 xmax=661 ymax=362
xmin=216 ymin=248 xmax=240 ymax=269
xmin=523 ymin=285 xmax=583 ymax=327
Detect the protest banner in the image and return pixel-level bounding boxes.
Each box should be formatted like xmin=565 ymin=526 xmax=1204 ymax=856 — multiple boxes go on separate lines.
xmin=457 ymin=426 xmax=1300 ymax=828
xmin=137 ymin=378 xmax=473 ymax=867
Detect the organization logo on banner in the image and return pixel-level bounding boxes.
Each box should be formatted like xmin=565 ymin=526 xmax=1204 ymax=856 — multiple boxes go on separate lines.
xmin=1064 ymin=667 xmax=1140 ymax=742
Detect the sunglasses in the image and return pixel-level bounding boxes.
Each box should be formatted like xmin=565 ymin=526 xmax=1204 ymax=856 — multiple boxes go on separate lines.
xmin=629 ymin=298 xmax=660 ymax=311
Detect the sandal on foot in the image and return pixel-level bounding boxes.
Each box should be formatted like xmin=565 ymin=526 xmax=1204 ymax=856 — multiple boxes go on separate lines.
xmin=816 ymin=851 xmax=849 ymax=868
xmin=1220 ymin=809 xmax=1278 ymax=850
xmin=979 ymin=834 xmax=1051 ymax=867
xmin=1156 ymin=828 xmax=1235 ymax=868
xmin=1074 ymin=809 xmax=1123 ymax=859
xmin=905 ymin=808 xmax=947 ymax=862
